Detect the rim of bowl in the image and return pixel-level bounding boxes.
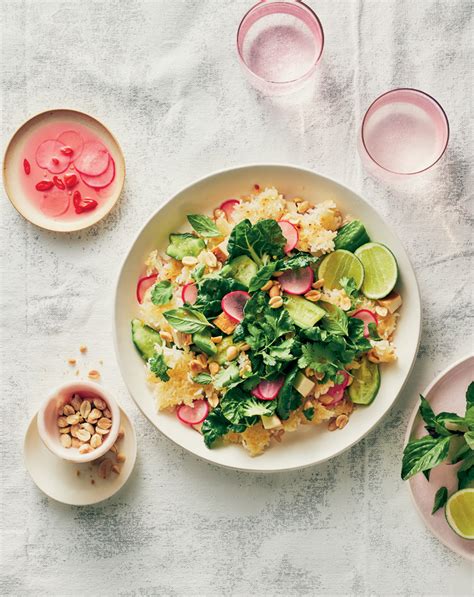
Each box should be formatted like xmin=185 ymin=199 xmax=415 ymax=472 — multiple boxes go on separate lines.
xmin=113 ymin=162 xmax=422 ymax=473
xmin=36 ymin=380 xmax=120 ymax=463
xmin=360 ymin=88 xmax=450 ymax=176
xmin=236 ymin=0 xmax=325 ymax=88
xmin=2 ymin=107 xmax=126 ymax=233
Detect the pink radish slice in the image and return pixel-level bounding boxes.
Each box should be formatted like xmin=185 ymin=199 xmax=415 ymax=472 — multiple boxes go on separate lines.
xmin=279 ymin=266 xmax=314 ymax=295
xmin=326 ymin=370 xmax=350 ymax=405
xmin=351 ymin=309 xmax=378 ymax=338
xmin=73 ymin=141 xmax=110 ymax=176
xmin=278 ymin=220 xmax=299 ymax=253
xmin=136 ymin=274 xmax=157 ymax=303
xmin=221 ymin=290 xmax=251 ymax=322
xmin=57 ymin=130 xmax=84 ymax=158
xmin=182 ymin=282 xmax=198 ymax=305
xmin=35 ymin=139 xmax=71 ymax=174
xmin=251 ymin=387 xmax=265 ymax=400
xmin=254 ymin=378 xmax=284 ymax=400
xmin=39 ymin=187 xmax=70 ymax=217
xmin=177 ymin=400 xmax=209 ymax=425
xmin=220 ymin=199 xmax=240 ymax=220
xmin=80 ymin=157 xmax=115 ymax=189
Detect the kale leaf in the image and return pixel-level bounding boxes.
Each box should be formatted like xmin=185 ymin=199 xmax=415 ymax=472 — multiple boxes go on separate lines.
xmin=227 ymin=219 xmax=286 ymax=266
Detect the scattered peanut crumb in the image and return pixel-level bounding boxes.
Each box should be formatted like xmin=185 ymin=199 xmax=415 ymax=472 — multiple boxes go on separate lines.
xmin=76 ymin=470 xmax=80 ymax=477
xmin=91 ymin=479 xmax=95 ymax=485
xmin=88 ymin=370 xmax=101 ymax=380
xmin=68 ymin=358 xmax=76 ymax=366
xmin=79 ymin=345 xmax=87 ymax=353
xmin=75 ymin=370 xmax=79 ymax=376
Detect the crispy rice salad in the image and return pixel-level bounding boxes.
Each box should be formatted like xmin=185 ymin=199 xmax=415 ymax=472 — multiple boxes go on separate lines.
xmin=131 ymin=187 xmax=402 ymax=456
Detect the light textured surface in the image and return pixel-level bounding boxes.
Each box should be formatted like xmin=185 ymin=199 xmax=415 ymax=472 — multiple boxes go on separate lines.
xmin=1 ymin=0 xmax=473 ymax=595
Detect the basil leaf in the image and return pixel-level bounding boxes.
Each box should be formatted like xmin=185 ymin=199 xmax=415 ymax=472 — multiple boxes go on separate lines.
xmin=466 ymin=381 xmax=474 ymax=408
xmin=320 ymin=302 xmax=349 ymax=336
xmin=151 ymin=280 xmax=173 ymax=305
xmin=431 ymin=486 xmax=448 ymax=514
xmin=163 ymin=307 xmax=213 ymax=333
xmin=148 ymin=352 xmax=170 ymax=382
xmin=191 ymin=372 xmax=213 ymax=385
xmin=419 ymin=395 xmax=436 ymax=428
xmin=464 ymin=431 xmax=474 ymax=450
xmin=450 ymin=437 xmax=470 ymax=463
xmin=465 ymin=405 xmax=474 ymax=431
xmin=187 ymin=214 xmax=221 ymax=237
xmin=457 ymin=451 xmax=474 ymax=489
xmin=401 ymin=435 xmax=451 ymax=480
xmin=248 ymin=263 xmax=277 ymax=293
xmin=434 ymin=412 xmax=468 ymax=433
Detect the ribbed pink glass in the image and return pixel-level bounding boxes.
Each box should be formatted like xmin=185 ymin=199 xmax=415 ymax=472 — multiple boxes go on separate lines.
xmin=237 ymin=0 xmax=324 ymax=95
xmin=361 ymin=89 xmax=449 ymax=175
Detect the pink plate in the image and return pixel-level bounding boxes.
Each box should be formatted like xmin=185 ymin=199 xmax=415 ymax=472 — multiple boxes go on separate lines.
xmin=405 ymin=354 xmax=474 ymax=561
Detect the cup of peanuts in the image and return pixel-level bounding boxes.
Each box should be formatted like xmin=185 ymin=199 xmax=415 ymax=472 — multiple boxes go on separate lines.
xmin=37 ymin=381 xmax=120 ymax=463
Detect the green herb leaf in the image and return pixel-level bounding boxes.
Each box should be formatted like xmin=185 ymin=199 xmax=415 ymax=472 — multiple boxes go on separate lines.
xmin=194 ymin=275 xmax=246 ymax=317
xmin=248 ymin=252 xmax=318 ymax=293
xmin=187 ymin=214 xmax=221 ymax=237
xmin=241 ymin=398 xmax=277 ymax=418
xmin=465 ymin=405 xmax=474 ymax=431
xmin=148 ymin=352 xmax=170 ymax=382
xmin=457 ymin=451 xmax=474 ymax=489
xmin=227 ymin=219 xmax=286 ymax=266
xmin=248 ymin=263 xmax=277 ymax=292
xmin=419 ymin=395 xmax=436 ymax=428
xmin=320 ymin=302 xmax=349 ymax=336
xmin=201 ymin=408 xmax=232 ymax=448
xmin=276 ymin=366 xmax=301 ymax=420
xmin=464 ymin=431 xmax=474 ymax=450
xmin=219 ymin=387 xmax=259 ymax=426
xmin=151 ymin=280 xmax=174 ymax=305
xmin=303 ymin=406 xmax=315 ymax=421
xmin=191 ymin=263 xmax=206 ymax=282
xmin=431 ymin=486 xmax=448 ymax=514
xmin=401 ymin=435 xmax=451 ymax=480
xmin=163 ymin=307 xmax=213 ymax=333
xmin=191 ymin=372 xmax=213 ymax=385
xmin=214 ymin=363 xmax=240 ymax=389
xmin=298 ymin=343 xmax=341 ymax=381
xmin=466 ymin=381 xmax=474 ymax=408
xmin=339 ymin=276 xmax=360 ymax=306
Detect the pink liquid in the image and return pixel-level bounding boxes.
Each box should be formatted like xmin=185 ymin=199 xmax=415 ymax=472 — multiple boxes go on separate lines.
xmin=20 ymin=121 xmax=117 ymax=221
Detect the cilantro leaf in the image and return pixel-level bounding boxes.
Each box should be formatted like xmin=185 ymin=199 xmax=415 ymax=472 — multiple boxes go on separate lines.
xmin=150 ymin=280 xmax=174 ymax=306
xmin=187 ymin=214 xmax=221 ymax=237
xmin=320 ymin=302 xmax=349 ymax=336
xmin=248 ymin=252 xmax=318 ymax=292
xmin=298 ymin=343 xmax=341 ymax=381
xmin=201 ymin=408 xmax=236 ymax=448
xmin=219 ymin=387 xmax=259 ymax=426
xmin=148 ymin=352 xmax=170 ymax=382
xmin=241 ymin=398 xmax=277 ymax=418
xmin=227 ymin=219 xmax=286 ymax=266
xmin=431 ymin=486 xmax=448 ymax=514
xmin=214 ymin=363 xmax=240 ymax=389
xmin=191 ymin=263 xmax=206 ymax=282
xmin=276 ymin=366 xmax=301 ymax=420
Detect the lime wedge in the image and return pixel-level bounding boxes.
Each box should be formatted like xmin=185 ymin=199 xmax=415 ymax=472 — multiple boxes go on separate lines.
xmin=445 ymin=489 xmax=474 ymax=540
xmin=354 ymin=243 xmax=398 ymax=299
xmin=348 ymin=357 xmax=380 ymax=405
xmin=318 ymin=250 xmax=364 ymax=290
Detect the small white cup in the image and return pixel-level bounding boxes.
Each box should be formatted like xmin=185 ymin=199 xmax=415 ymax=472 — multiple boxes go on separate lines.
xmin=37 ymin=380 xmax=120 ymax=463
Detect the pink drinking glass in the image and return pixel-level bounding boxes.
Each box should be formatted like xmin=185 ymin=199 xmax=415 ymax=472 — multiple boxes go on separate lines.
xmin=360 ymin=88 xmax=449 ymax=175
xmin=237 ymin=0 xmax=324 ymax=95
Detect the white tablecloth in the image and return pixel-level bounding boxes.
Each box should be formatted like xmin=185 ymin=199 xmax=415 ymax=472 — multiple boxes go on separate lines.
xmin=1 ymin=1 xmax=473 ymax=595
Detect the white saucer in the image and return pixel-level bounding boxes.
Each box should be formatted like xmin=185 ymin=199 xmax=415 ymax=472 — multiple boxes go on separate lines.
xmin=24 ymin=407 xmax=137 ymax=506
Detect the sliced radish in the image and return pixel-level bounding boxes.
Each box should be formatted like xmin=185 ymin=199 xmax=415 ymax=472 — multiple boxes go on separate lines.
xmin=39 ymin=187 xmax=70 ymax=217
xmin=254 ymin=378 xmax=284 ymax=401
xmin=80 ymin=157 xmax=115 ymax=189
xmin=325 ymin=370 xmax=350 ymax=405
xmin=35 ymin=139 xmax=71 ymax=174
xmin=278 ymin=220 xmax=299 ymax=253
xmin=251 ymin=386 xmax=265 ymax=400
xmin=136 ymin=274 xmax=157 ymax=303
xmin=220 ymin=199 xmax=240 ymax=220
xmin=351 ymin=309 xmax=378 ymax=338
xmin=57 ymin=130 xmax=84 ymax=158
xmin=177 ymin=399 xmax=209 ymax=425
xmin=73 ymin=141 xmax=110 ymax=176
xmin=221 ymin=290 xmax=251 ymax=322
xmin=182 ymin=282 xmax=198 ymax=305
xmin=279 ymin=266 xmax=314 ymax=295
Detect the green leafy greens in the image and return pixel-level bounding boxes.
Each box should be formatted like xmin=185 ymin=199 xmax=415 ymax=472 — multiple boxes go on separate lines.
xmin=187 ymin=214 xmax=221 ymax=237
xmin=151 ymin=280 xmax=174 ymax=306
xmin=148 ymin=352 xmax=170 ymax=382
xmin=163 ymin=307 xmax=213 ymax=334
xmin=227 ymin=219 xmax=286 ymax=267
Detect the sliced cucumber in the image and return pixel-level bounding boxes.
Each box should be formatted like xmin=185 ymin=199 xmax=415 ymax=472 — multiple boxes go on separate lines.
xmin=348 ymin=357 xmax=380 ymax=405
xmin=193 ymin=329 xmax=217 ymax=357
xmin=284 ymin=295 xmax=326 ymax=329
xmin=214 ymin=336 xmax=235 ymax=365
xmin=221 ymin=255 xmax=258 ymax=288
xmin=131 ymin=319 xmax=162 ymax=361
xmin=166 ymin=233 xmax=205 ymax=260
xmin=334 ymin=220 xmax=370 ymax=253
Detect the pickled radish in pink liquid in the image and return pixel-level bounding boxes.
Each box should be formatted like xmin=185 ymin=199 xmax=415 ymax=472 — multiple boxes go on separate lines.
xmin=243 ymin=15 xmax=317 ymax=83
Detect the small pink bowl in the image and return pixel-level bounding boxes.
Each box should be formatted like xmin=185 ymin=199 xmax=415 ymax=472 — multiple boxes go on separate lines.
xmin=37 ymin=381 xmax=120 ymax=463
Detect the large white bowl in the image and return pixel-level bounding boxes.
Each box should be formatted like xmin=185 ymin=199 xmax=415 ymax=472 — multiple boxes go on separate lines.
xmin=114 ymin=164 xmax=421 ymax=472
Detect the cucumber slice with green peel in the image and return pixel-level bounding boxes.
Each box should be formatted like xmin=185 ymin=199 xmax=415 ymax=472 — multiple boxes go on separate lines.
xmin=131 ymin=319 xmax=163 ymax=361
xmin=348 ymin=357 xmax=380 ymax=405
xmin=193 ymin=329 xmax=217 ymax=356
xmin=221 ymin=255 xmax=258 ymax=288
xmin=354 ymin=242 xmax=398 ymax=299
xmin=166 ymin=233 xmax=205 ymax=260
xmin=214 ymin=336 xmax=235 ymax=365
xmin=318 ymin=250 xmax=364 ymax=290
xmin=334 ymin=220 xmax=370 ymax=252
xmin=284 ymin=295 xmax=326 ymax=329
